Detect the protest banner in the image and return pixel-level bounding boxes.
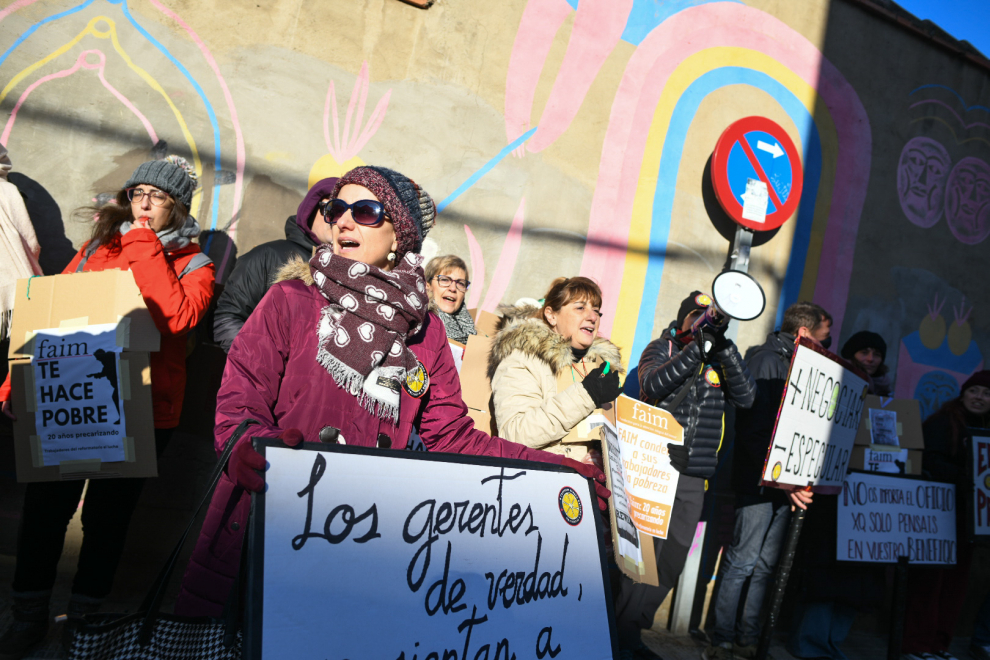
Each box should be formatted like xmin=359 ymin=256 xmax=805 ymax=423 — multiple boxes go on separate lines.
xmin=613 ymin=395 xmax=683 ymax=539
xmin=29 ymin=323 xmax=126 ymax=466
xmin=837 ymin=471 xmax=957 ymax=565
xmin=971 ymin=430 xmax=990 ymax=541
xmin=760 ymin=339 xmax=870 ymax=494
xmin=8 ymin=270 xmax=159 ymax=481
xmin=245 ymin=441 xmax=616 ymax=660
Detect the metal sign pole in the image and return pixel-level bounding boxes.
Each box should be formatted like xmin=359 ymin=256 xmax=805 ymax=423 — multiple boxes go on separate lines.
xmin=755 ymin=507 xmax=807 ymax=660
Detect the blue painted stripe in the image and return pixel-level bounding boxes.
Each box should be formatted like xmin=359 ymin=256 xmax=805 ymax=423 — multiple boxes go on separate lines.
xmin=0 ymin=0 xmax=97 ymax=69
xmin=628 ymin=67 xmax=823 ymax=365
xmin=437 ymin=127 xmax=537 ymax=214
xmin=909 ymin=83 xmax=990 ymax=113
xmin=114 ymin=0 xmax=223 ymax=230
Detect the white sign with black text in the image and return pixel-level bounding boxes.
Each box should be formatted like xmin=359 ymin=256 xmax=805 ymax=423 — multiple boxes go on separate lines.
xmin=761 ymin=342 xmax=869 ymax=491
xmin=837 ymin=471 xmax=957 ymax=565
xmin=247 ymin=444 xmax=615 ymax=660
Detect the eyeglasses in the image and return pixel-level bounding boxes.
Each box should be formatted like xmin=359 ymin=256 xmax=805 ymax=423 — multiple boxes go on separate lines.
xmin=323 ymin=198 xmax=388 ymax=226
xmin=434 ymin=275 xmax=470 ymax=292
xmin=126 ymin=188 xmax=171 ymax=206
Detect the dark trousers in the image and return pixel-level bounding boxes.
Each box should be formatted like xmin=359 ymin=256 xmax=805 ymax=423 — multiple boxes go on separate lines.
xmin=902 ymin=541 xmax=973 ymax=654
xmin=613 ymin=474 xmax=706 ymax=647
xmin=12 ymin=429 xmax=173 ymax=600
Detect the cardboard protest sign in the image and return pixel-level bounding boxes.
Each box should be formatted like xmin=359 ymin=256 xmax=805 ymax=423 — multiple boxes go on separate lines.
xmin=246 ymin=442 xmax=616 ymax=660
xmin=30 ymin=323 xmax=126 ymax=465
xmin=854 ymin=396 xmax=924 ymax=450
xmin=8 ymin=270 xmax=159 ymax=482
xmin=850 ymin=446 xmax=922 ymax=475
xmin=613 ymin=395 xmax=683 ymax=539
xmin=599 ymin=415 xmax=658 ymax=586
xmin=970 ymin=430 xmax=990 ymax=541
xmin=837 ymin=471 xmax=957 ymax=565
xmin=760 ymin=339 xmax=870 ymax=494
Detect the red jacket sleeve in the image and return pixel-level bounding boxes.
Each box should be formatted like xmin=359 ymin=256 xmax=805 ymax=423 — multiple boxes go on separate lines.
xmin=121 ymin=229 xmax=215 ymax=336
xmin=213 ymin=284 xmax=290 ymax=455
xmin=418 ymin=319 xmax=563 ymax=465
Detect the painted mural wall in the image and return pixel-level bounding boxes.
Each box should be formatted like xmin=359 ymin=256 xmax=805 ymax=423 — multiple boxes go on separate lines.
xmin=0 ymin=0 xmax=985 ymax=416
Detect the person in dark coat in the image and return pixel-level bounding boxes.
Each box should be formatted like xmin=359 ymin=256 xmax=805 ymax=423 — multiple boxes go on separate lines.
xmin=213 ymin=177 xmax=338 ymax=351
xmin=841 ymin=330 xmax=892 ymax=396
xmin=613 ymin=291 xmax=756 ymax=658
xmin=706 ymin=302 xmax=831 ymax=660
xmin=901 ymin=370 xmax=990 ymax=660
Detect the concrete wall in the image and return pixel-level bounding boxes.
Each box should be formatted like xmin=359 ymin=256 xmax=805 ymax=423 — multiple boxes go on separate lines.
xmin=1 ymin=0 xmax=984 ymax=410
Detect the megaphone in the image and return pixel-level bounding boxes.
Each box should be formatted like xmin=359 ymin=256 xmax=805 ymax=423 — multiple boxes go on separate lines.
xmin=690 ymin=270 xmax=766 ymax=335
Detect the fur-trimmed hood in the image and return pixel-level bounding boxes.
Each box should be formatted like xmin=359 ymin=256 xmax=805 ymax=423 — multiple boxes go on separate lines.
xmin=486 ymin=304 xmax=624 ymax=380
xmin=274 ymin=255 xmax=313 ymax=285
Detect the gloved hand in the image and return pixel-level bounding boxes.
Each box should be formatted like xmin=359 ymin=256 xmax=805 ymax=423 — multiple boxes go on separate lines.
xmin=712 ymin=324 xmax=733 ymax=351
xmin=229 ymin=438 xmax=266 ymax=492
xmin=582 ymin=363 xmax=622 ymax=407
xmin=694 ymin=327 xmax=714 ymax=359
xmin=666 ymin=443 xmax=690 ymax=474
xmin=229 ymin=428 xmax=304 ymax=492
xmin=561 ymin=457 xmax=611 ymax=511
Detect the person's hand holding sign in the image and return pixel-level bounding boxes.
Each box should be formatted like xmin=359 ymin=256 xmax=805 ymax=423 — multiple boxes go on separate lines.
xmin=561 ymin=457 xmax=611 ymax=511
xmin=1 ymin=400 xmax=14 ymax=421
xmin=787 ymin=488 xmax=814 ymax=511
xmin=228 ymin=428 xmax=305 ymax=492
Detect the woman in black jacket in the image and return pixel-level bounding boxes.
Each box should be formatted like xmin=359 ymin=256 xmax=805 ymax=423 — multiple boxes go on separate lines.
xmin=213 ymin=177 xmax=338 ymax=351
xmin=902 ymin=370 xmax=990 ymax=660
xmin=613 ymin=291 xmax=756 ymax=657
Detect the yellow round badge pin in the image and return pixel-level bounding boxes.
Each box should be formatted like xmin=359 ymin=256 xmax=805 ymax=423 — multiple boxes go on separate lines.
xmin=705 ymin=368 xmax=721 ymax=387
xmin=772 ymin=462 xmax=782 ymax=481
xmin=695 ymin=293 xmax=713 ymax=307
xmin=558 ymin=487 xmax=583 ymax=526
xmin=403 ymin=360 xmax=430 ymax=398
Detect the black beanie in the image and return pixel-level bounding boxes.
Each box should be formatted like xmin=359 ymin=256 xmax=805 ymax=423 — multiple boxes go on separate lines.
xmin=676 ymin=291 xmax=712 ymax=328
xmin=841 ymin=331 xmax=887 ymax=363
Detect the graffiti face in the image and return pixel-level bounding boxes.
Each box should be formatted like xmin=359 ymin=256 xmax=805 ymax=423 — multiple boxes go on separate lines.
xmin=914 ymin=370 xmax=960 ymax=421
xmin=945 ymin=157 xmax=990 ymax=244
xmin=897 ymin=137 xmax=951 ymax=228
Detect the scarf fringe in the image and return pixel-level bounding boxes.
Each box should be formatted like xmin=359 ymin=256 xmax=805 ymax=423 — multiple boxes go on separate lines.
xmin=0 ymin=309 xmax=11 ymax=343
xmin=316 ymin=343 xmax=400 ymax=425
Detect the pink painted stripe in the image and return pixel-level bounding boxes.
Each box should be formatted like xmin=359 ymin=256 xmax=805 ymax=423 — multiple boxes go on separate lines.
xmin=504 ymin=0 xmax=573 ymax=151
xmin=464 ymin=226 xmax=486 ymax=312
xmin=481 ymin=198 xmax=526 ymax=312
xmin=527 ymin=0 xmax=634 ymax=153
xmin=147 ymin=0 xmax=246 ymax=235
xmin=0 ymin=0 xmax=40 ymax=24
xmin=2 ymin=50 xmax=157 ymax=146
xmin=579 ymin=3 xmax=870 ymax=338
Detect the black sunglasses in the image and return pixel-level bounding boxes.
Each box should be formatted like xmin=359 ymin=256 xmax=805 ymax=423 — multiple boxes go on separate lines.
xmin=322 ymin=198 xmax=388 ymax=226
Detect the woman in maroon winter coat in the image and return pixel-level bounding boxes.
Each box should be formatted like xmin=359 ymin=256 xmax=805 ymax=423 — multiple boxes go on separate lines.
xmin=175 ymin=166 xmax=609 ymax=617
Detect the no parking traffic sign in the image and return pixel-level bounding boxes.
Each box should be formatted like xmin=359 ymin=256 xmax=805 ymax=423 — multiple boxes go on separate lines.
xmin=711 ymin=116 xmax=803 ymax=231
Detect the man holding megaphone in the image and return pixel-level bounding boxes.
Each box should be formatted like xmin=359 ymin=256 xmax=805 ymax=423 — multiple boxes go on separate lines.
xmin=613 ymin=278 xmax=758 ymax=658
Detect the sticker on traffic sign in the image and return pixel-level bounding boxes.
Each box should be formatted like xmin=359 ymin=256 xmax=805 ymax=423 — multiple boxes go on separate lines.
xmin=710 ymin=116 xmax=804 ymax=231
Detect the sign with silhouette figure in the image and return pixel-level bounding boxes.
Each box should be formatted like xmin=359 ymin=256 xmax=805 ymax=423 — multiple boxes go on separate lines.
xmin=31 ymin=323 xmax=126 ymax=465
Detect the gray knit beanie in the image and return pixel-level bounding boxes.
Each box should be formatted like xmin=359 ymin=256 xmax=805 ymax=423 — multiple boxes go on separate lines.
xmin=123 ymin=155 xmax=197 ymax=209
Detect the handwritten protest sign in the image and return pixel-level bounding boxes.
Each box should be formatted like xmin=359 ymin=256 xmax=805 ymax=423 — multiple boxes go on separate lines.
xmin=246 ymin=442 xmax=615 ymax=660
xmin=761 ymin=340 xmax=869 ymax=493
xmin=615 ymin=395 xmax=683 ymax=539
xmin=972 ymin=431 xmax=990 ymax=540
xmin=30 ymin=324 xmax=126 ymax=466
xmin=837 ymin=471 xmax=957 ymax=565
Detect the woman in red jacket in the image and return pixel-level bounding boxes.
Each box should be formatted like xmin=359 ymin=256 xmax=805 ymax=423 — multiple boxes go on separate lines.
xmin=0 ymin=156 xmax=214 ymax=658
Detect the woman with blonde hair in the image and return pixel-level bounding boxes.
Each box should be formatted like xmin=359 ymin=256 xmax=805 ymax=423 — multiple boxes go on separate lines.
xmin=487 ymin=276 xmax=623 ymax=462
xmin=424 ymin=254 xmax=475 ymax=343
